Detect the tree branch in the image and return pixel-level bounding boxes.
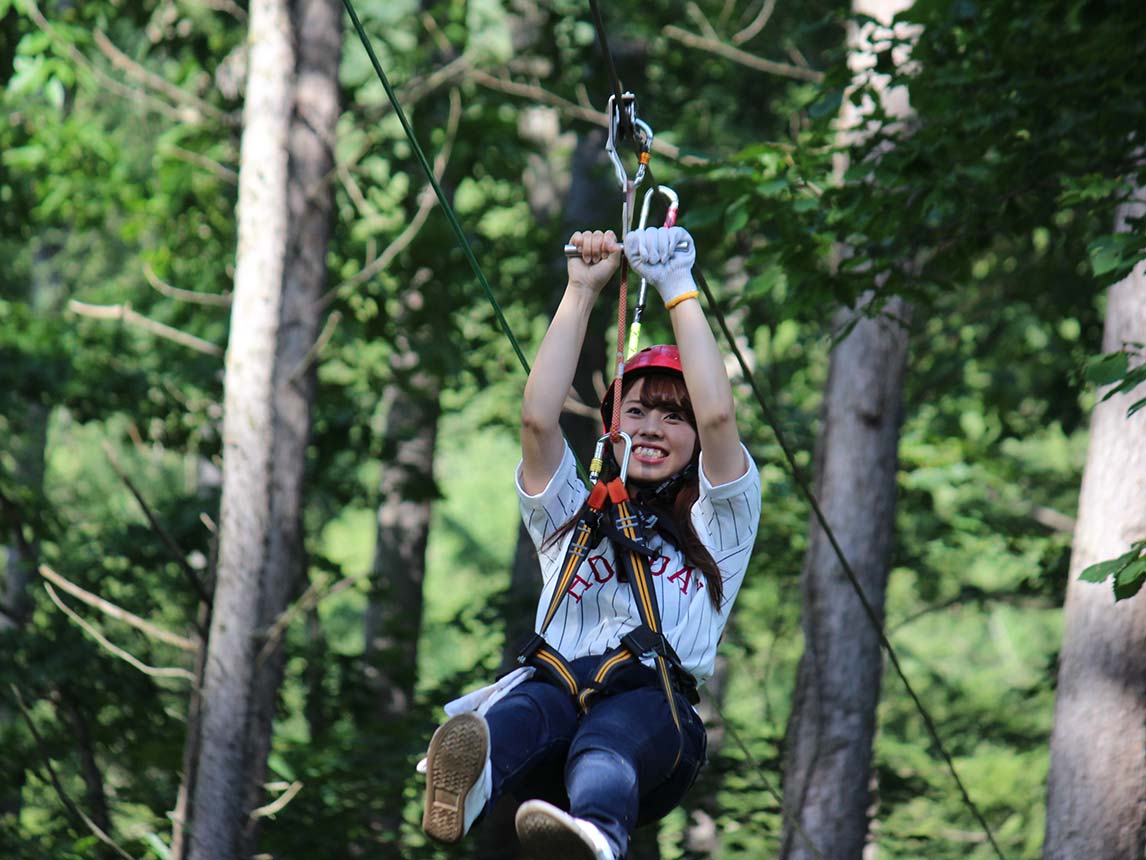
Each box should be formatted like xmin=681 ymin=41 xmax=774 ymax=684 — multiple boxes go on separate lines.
xmin=92 ymin=29 xmax=237 ymax=126
xmin=145 ymin=262 xmax=233 ymax=306
xmin=662 ymin=25 xmax=823 ymax=82
xmin=102 ymin=441 xmax=212 ymax=606
xmin=287 ymin=311 xmax=342 ymax=385
xmin=39 ymin=565 xmax=198 ymax=652
xmin=248 ymin=780 xmax=302 ymax=820
xmin=256 ymin=576 xmax=356 ymax=668
xmin=732 ymin=0 xmax=778 ymax=45
xmin=25 ymin=0 xmax=203 ymax=124
xmin=161 ymin=144 xmax=239 ymax=186
xmin=322 ymin=87 xmax=463 ymax=306
xmin=68 ymin=299 xmax=224 ymax=357
xmin=192 ymin=0 xmax=247 ymax=22
xmin=9 ymin=685 xmax=134 ymax=860
xmin=466 ymin=68 xmax=703 ymax=163
xmin=43 ymin=583 xmax=196 ymax=682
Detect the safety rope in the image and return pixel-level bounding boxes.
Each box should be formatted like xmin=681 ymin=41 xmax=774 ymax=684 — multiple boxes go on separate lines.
xmin=582 ymin=5 xmax=1006 ymax=859
xmin=609 ymin=256 xmax=629 ymax=440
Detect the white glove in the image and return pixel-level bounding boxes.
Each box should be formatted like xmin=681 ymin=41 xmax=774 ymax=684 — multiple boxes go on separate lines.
xmin=624 ymin=226 xmax=699 ymax=309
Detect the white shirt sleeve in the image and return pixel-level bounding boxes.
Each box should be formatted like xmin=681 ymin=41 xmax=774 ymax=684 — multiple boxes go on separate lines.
xmin=691 ymin=444 xmax=761 ymax=613
xmin=515 ymin=444 xmax=589 ymax=551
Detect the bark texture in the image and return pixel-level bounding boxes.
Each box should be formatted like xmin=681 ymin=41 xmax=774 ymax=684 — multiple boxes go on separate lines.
xmin=1043 ymin=261 xmax=1146 ymax=860
xmin=781 ymin=297 xmax=910 ymax=860
xmin=240 ymin=0 xmax=341 ymax=851
xmin=187 ymin=0 xmax=293 ymax=855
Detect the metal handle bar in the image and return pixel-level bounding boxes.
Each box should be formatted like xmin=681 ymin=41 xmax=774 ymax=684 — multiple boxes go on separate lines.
xmin=563 ymin=240 xmax=689 ymax=257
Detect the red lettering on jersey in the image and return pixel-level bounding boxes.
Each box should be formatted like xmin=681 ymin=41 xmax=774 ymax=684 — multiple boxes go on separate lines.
xmin=649 ymin=554 xmax=668 ymax=577
xmin=588 ymin=555 xmax=615 ymax=584
xmin=566 ymin=573 xmax=592 ymax=602
xmin=666 ymin=565 xmax=694 ymax=595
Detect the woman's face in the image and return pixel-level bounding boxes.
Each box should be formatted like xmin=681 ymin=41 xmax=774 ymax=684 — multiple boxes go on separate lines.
xmin=613 ymin=376 xmax=698 ymax=484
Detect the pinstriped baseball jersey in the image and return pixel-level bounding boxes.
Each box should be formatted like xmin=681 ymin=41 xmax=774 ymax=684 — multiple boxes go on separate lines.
xmin=517 ymin=443 xmax=761 ymax=685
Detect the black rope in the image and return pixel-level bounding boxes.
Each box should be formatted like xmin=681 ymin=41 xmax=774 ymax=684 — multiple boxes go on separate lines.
xmin=695 ymin=272 xmax=1008 ymax=860
xmin=588 ymin=0 xmax=630 ymax=139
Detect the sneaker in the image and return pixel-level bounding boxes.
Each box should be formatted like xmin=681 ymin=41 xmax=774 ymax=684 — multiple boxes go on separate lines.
xmin=422 ymin=712 xmax=490 ymax=844
xmin=515 ymin=799 xmax=617 ymax=860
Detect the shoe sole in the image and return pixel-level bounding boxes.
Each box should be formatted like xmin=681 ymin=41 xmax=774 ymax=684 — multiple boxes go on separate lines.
xmin=516 ymin=804 xmax=598 ymax=860
xmin=422 ymin=712 xmax=488 ymax=844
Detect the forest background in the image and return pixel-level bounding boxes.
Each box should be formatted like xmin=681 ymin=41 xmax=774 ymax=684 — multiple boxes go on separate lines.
xmin=1 ymin=0 xmax=1144 ymax=859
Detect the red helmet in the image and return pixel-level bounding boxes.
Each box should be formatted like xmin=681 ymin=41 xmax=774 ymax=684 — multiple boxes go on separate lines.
xmin=599 ymin=345 xmax=685 ymax=429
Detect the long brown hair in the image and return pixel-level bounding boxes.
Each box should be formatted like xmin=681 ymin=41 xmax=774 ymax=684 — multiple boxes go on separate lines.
xmin=543 ymin=371 xmax=724 ymax=610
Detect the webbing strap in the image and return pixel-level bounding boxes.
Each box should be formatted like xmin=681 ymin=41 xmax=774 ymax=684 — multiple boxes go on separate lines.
xmin=538 ymin=515 xmax=597 ymax=633
xmin=608 ymin=490 xmax=686 ymax=768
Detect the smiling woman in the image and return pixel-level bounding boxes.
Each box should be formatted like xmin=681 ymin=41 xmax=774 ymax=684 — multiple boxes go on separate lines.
xmin=419 ymin=226 xmax=761 ymax=860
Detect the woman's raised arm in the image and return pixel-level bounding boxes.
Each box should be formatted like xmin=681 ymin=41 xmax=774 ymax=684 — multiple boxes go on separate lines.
xmin=624 ymin=226 xmax=746 ymax=486
xmin=520 ymin=230 xmax=621 ymax=495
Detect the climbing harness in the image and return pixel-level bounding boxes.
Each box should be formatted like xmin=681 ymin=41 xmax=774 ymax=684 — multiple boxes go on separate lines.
xmin=514 ymin=423 xmax=698 ymax=770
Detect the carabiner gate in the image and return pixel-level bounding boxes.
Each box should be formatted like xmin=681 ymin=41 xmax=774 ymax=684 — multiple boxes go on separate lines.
xmin=589 ymin=431 xmax=633 ymax=484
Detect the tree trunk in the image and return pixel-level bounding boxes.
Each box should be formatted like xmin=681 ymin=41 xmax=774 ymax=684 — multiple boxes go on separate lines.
xmin=780 ymin=296 xmax=909 ymax=860
xmin=0 ymin=401 xmax=45 ymax=821
xmin=363 ymin=358 xmax=441 ymax=720
xmin=781 ymin=2 xmax=915 ymax=855
xmin=239 ymin=0 xmax=341 ymax=852
xmin=187 ymin=0 xmax=293 ymax=855
xmin=1043 ymin=248 xmax=1146 ymax=858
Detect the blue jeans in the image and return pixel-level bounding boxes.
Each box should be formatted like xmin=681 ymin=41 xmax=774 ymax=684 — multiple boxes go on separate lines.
xmin=484 ymin=656 xmax=707 ymax=859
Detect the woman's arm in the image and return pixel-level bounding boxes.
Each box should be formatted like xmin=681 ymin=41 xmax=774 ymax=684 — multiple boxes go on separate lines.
xmin=625 ymin=227 xmax=746 ymax=486
xmin=520 ymin=230 xmax=620 ymax=495
xmin=668 ymin=298 xmax=745 ymax=485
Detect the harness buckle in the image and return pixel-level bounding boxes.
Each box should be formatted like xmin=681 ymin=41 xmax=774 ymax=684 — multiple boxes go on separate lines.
xmin=621 ymin=625 xmax=665 ymax=660
xmin=515 ymin=631 xmax=546 ymax=664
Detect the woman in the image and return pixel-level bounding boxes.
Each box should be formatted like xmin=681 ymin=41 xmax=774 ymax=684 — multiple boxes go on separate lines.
xmin=421 ymin=226 xmax=760 ymax=860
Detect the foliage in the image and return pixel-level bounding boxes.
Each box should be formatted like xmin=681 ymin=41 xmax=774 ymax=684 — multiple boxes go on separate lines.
xmin=1078 ymin=539 xmax=1146 ymax=602
xmin=1 ymin=0 xmax=1140 ymax=857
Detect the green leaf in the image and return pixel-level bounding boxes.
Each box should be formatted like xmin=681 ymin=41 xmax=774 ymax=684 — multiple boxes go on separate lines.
xmin=1127 ymin=396 xmax=1146 ymax=418
xmin=808 ymin=88 xmax=843 ymax=120
xmin=1084 ymin=351 xmax=1128 ymax=385
xmin=1113 ymin=558 xmax=1146 ymax=601
xmin=1088 ymin=233 xmax=1137 ymax=277
xmin=1078 ymin=547 xmax=1137 ymax=583
xmin=1100 ymin=363 xmax=1146 ymax=402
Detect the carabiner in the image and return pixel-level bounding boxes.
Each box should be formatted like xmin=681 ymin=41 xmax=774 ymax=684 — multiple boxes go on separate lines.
xmin=589 ymin=430 xmax=633 ymax=484
xmin=605 ymin=93 xmax=654 ymax=235
xmin=625 ymin=185 xmax=680 ymax=359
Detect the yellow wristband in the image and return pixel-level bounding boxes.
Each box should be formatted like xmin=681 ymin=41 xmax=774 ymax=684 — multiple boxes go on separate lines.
xmin=664 ymin=290 xmax=699 ymax=310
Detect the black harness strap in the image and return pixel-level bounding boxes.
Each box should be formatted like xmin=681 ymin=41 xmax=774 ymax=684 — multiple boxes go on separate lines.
xmin=516 ymin=476 xmax=697 ymax=768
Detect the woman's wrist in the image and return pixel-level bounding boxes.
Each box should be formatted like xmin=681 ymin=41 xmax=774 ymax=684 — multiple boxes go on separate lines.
xmin=564 ymin=281 xmax=602 ymax=307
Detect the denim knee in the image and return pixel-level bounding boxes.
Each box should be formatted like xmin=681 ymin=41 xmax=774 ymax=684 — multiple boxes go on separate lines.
xmin=485 ymin=680 xmax=578 ymax=802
